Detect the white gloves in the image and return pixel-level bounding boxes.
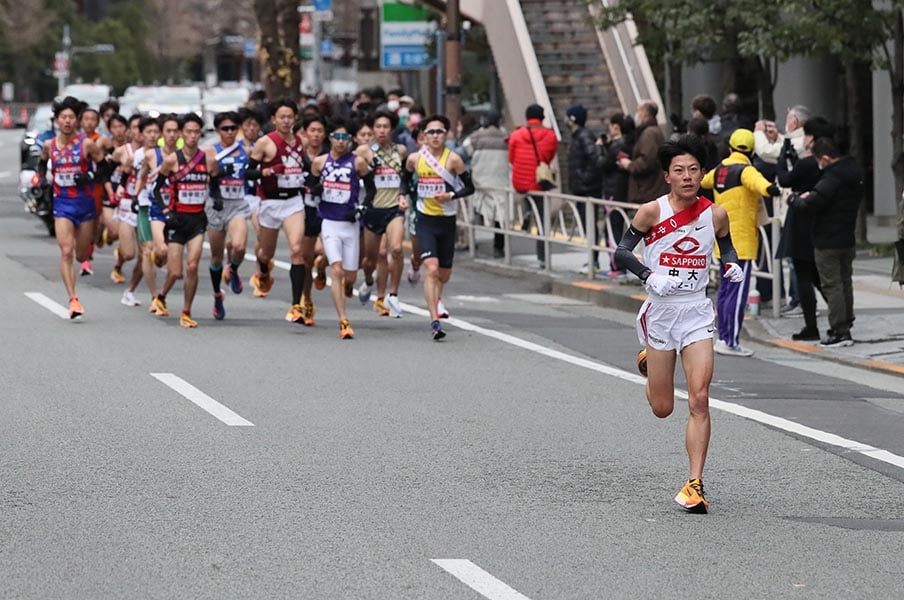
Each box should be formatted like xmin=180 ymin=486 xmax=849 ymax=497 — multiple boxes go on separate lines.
xmin=645 ymin=273 xmax=682 ymax=297
xmin=723 ymin=262 xmax=744 ymax=283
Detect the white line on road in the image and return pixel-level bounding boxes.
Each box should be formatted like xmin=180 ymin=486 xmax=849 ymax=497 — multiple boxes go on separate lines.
xmin=150 ymin=372 xmax=254 ymax=426
xmin=265 ymin=260 xmax=904 ymax=471
xmin=24 ymin=292 xmax=70 ymax=319
xmin=431 ymin=559 xmax=533 ymax=600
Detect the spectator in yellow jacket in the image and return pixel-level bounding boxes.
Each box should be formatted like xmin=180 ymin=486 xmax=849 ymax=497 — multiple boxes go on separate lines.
xmin=701 ymin=128 xmax=779 ymax=357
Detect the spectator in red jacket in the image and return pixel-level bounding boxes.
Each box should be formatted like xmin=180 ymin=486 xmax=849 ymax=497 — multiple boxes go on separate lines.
xmin=508 ymin=103 xmax=558 ymax=265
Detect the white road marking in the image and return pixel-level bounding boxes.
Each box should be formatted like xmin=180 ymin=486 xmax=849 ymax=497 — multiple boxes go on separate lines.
xmin=431 ymin=559 xmax=533 ymax=600
xmin=150 ymin=372 xmax=254 ymax=426
xmin=265 ymin=260 xmax=904 ymax=471
xmin=24 ymin=292 xmax=70 ymax=319
xmin=451 ymin=295 xmax=500 ymax=302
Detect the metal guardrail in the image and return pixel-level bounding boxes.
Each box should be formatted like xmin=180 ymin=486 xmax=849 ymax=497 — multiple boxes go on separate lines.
xmin=455 ymin=187 xmax=784 ymax=317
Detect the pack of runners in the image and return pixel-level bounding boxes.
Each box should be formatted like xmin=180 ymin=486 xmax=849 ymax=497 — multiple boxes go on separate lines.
xmin=40 ymin=95 xmax=475 ymax=341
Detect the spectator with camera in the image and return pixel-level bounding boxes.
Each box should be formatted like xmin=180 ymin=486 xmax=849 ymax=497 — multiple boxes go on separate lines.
xmin=618 ymin=100 xmax=668 ymax=205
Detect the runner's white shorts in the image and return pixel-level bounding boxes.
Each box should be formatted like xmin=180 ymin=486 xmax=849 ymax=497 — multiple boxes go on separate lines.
xmin=245 ymin=193 xmax=260 ymax=216
xmin=206 ymin=198 xmax=251 ymax=232
xmin=258 ymin=195 xmax=304 ymax=230
xmin=113 ymin=202 xmax=138 ymax=228
xmin=321 ymin=218 xmax=360 ymax=271
xmin=636 ymin=297 xmax=714 ymax=352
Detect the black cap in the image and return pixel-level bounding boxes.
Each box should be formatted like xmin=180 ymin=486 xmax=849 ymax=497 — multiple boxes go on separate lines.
xmin=525 ymin=103 xmax=544 ymax=120
xmin=482 ymin=109 xmax=501 ymax=127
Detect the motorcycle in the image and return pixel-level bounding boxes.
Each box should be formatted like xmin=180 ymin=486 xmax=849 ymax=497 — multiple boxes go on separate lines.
xmin=19 ymin=136 xmax=55 ymax=237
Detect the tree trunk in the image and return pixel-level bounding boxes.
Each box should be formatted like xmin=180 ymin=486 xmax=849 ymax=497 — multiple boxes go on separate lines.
xmin=755 ymin=56 xmax=776 ymax=121
xmin=278 ymin=0 xmax=301 ymax=100
xmin=845 ymin=62 xmax=868 ymax=244
xmin=666 ymin=59 xmax=682 ymax=125
xmin=254 ymin=0 xmax=289 ymax=99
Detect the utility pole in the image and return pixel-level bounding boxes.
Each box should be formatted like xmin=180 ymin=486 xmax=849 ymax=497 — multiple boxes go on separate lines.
xmin=58 ymin=24 xmax=71 ymax=96
xmin=444 ymin=0 xmax=461 ymax=131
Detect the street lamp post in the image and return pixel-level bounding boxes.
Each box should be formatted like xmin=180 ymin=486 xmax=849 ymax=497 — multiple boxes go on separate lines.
xmin=57 ymin=23 xmax=116 ymax=96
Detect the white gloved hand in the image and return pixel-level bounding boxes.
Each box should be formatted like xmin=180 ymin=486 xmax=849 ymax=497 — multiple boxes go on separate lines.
xmin=644 ymin=272 xmax=682 ymax=297
xmin=723 ymin=262 xmax=744 ymax=283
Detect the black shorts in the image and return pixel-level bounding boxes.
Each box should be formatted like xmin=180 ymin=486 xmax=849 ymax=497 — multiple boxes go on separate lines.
xmin=304 ymin=205 xmax=322 ymax=238
xmin=363 ymin=206 xmax=404 ymax=235
xmin=415 ymin=212 xmax=456 ymax=269
xmin=164 ymin=211 xmax=207 ymax=246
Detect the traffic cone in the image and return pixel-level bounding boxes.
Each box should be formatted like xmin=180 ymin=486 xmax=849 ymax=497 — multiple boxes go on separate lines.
xmin=20 ymin=105 xmax=28 ymax=124
xmin=1 ymin=106 xmax=12 ymax=128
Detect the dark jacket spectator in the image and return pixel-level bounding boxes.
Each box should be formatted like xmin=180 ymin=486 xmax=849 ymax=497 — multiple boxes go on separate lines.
xmin=565 ymin=104 xmax=603 ymax=197
xmin=508 ymin=104 xmax=558 ymax=194
xmin=600 ymin=113 xmax=634 ymax=203
xmin=792 ymin=154 xmax=863 ymax=250
xmin=620 ymin=101 xmax=668 ymax=203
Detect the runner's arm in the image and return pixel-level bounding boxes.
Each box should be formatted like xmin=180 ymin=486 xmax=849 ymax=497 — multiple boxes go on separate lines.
xmin=712 ymin=204 xmax=740 ymax=264
xmin=614 ymin=202 xmax=658 ymax=282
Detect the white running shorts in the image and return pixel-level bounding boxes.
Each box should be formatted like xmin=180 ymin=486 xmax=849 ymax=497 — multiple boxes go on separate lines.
xmin=636 ymin=297 xmax=715 ymax=352
xmin=258 ymin=195 xmax=304 ymax=230
xmin=245 ymin=193 xmax=260 ymax=216
xmin=113 ymin=201 xmax=138 ymax=228
xmin=321 ymin=218 xmax=360 ymax=271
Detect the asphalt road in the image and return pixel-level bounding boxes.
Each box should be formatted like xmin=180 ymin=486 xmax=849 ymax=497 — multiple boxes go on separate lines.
xmin=2 ymin=129 xmax=904 ymax=599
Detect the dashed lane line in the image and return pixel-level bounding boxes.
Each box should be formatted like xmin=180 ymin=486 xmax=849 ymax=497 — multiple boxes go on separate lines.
xmin=24 ymin=292 xmax=70 ymax=319
xmin=431 ymin=559 xmax=533 ymax=600
xmin=150 ymin=372 xmax=254 ymax=427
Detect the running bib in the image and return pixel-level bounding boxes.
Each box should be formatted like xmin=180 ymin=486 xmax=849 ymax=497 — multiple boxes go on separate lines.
xmin=322 ymin=179 xmax=352 ymax=204
xmin=417 ymin=175 xmax=445 ymax=199
xmin=54 ymin=165 xmax=79 ymax=187
xmin=277 ymin=164 xmax=305 ymax=189
xmin=126 ymin=173 xmax=137 ymax=196
xmin=177 ymin=182 xmax=207 ymax=205
xmin=374 ymin=165 xmax=401 ymax=189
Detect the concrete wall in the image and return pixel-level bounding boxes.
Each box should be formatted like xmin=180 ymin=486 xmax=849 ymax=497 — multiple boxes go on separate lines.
xmin=873 ymin=70 xmax=897 ymax=222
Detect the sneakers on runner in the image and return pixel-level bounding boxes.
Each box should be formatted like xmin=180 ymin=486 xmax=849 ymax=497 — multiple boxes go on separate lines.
xmin=374 ymin=297 xmax=390 ymax=316
xmin=223 ymin=264 xmax=243 ymax=295
xmin=386 ymin=295 xmax=403 ymax=318
xmin=180 ymin=311 xmax=198 ymax=328
xmin=251 ymin=272 xmax=273 ymax=297
xmin=437 ymin=298 xmax=449 ymax=319
xmin=674 ymin=478 xmax=709 ymax=513
xmin=152 ymin=295 xmax=169 ymax=317
xmin=637 ymin=349 xmax=648 ymax=377
xmin=314 ymin=255 xmax=327 ymax=290
xmin=339 ymin=319 xmax=354 ymax=339
xmin=68 ymin=296 xmax=83 ymax=319
xmin=121 ymin=290 xmax=140 ymax=307
xmin=285 ymin=303 xmax=305 ymax=324
xmin=713 ymin=339 xmax=754 ymax=357
xmin=358 ymin=281 xmax=372 ymax=304
xmin=407 ymin=267 xmax=421 ymax=286
xmin=431 ymin=319 xmax=446 ymax=341
xmin=212 ymin=291 xmax=226 ymax=321
xmin=110 ymin=266 xmax=125 ymax=284
xmin=80 ymin=260 xmax=93 ymax=276
xmin=301 ymin=301 xmax=315 ymax=326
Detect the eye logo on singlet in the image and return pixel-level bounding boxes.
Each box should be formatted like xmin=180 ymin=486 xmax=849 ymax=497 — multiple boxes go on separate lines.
xmin=671 ymin=237 xmax=701 ymax=255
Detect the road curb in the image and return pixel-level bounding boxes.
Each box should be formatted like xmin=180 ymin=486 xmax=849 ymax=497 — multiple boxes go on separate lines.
xmin=460 ymin=256 xmax=904 ymax=379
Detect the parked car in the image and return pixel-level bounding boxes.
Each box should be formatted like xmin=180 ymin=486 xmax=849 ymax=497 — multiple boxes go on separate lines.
xmin=202 ymin=85 xmax=250 ymax=130
xmin=59 ymin=83 xmax=113 ymax=108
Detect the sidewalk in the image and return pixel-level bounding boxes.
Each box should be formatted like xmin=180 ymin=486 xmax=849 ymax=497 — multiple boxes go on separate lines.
xmin=459 ymin=215 xmax=904 ymax=377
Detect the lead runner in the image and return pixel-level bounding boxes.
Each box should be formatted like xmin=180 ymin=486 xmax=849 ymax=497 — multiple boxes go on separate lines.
xmin=614 ymin=134 xmax=744 ymax=514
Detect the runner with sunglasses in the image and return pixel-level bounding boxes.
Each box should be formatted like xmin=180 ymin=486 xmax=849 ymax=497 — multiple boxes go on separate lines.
xmin=399 ymin=115 xmax=475 ymax=340
xmin=310 ymin=118 xmax=374 ymax=339
xmin=205 ymin=111 xmax=251 ymax=320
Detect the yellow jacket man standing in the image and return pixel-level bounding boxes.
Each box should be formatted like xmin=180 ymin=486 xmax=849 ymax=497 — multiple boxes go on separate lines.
xmin=701 ymin=128 xmax=778 ymax=357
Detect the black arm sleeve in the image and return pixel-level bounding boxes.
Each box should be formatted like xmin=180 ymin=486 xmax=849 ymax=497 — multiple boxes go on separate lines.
xmin=362 ymin=172 xmax=376 ymax=206
xmin=244 ymin=157 xmax=262 ymax=180
xmin=614 ymin=226 xmax=652 ymax=282
xmin=717 ymin=231 xmax=739 ymax=264
xmin=37 ymin=157 xmax=48 ymax=181
xmin=209 ymin=175 xmax=222 ymax=200
xmin=94 ymin=158 xmax=115 ymax=183
xmin=153 ymin=174 xmax=168 ymax=209
xmin=451 ymin=170 xmax=475 ymax=199
xmin=399 ymin=166 xmax=415 ymax=196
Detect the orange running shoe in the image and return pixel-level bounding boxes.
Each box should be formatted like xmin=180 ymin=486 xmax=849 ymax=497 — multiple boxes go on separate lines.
xmin=301 ymin=301 xmax=316 ymax=326
xmin=110 ymin=266 xmax=126 ymax=284
xmin=637 ymin=349 xmax=648 ymax=377
xmin=180 ymin=311 xmax=198 ymax=328
xmin=314 ymin=255 xmax=327 ymax=290
xmin=251 ymin=272 xmax=273 ymax=297
xmin=152 ymin=295 xmax=169 ymax=317
xmin=374 ymin=297 xmax=390 ymax=316
xmin=285 ymin=303 xmax=305 ymax=323
xmin=339 ymin=319 xmax=354 ymax=339
xmin=68 ymin=296 xmax=83 ymax=319
xmin=674 ymin=479 xmax=710 ymax=514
